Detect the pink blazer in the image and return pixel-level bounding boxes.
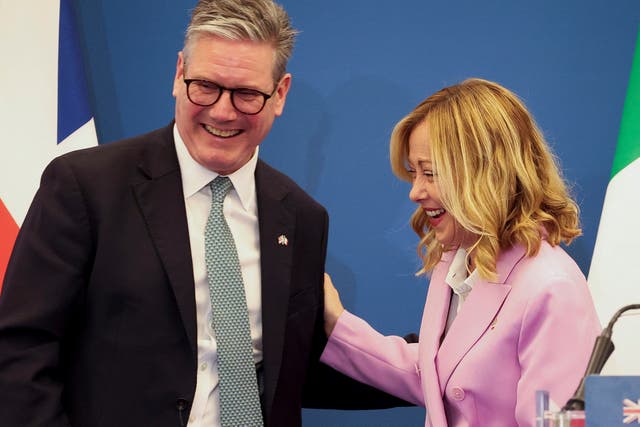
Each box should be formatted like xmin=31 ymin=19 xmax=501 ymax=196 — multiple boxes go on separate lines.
xmin=321 ymin=241 xmax=601 ymax=426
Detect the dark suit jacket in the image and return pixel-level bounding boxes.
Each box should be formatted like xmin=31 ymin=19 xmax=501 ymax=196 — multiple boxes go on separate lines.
xmin=0 ymin=124 xmax=407 ymax=427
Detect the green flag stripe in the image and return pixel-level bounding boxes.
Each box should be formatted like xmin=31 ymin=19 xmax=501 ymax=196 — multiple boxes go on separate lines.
xmin=612 ymin=28 xmax=640 ymax=178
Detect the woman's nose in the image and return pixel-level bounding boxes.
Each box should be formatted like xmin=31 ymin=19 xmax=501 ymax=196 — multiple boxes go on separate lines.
xmin=409 ymin=179 xmax=426 ymax=203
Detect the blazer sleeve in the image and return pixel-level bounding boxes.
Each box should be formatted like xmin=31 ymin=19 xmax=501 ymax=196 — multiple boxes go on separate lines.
xmin=299 ymin=209 xmax=413 ymax=410
xmin=0 ymin=156 xmax=91 ymax=426
xmin=320 ymin=310 xmax=424 ymax=406
xmin=515 ymin=274 xmax=601 ymax=426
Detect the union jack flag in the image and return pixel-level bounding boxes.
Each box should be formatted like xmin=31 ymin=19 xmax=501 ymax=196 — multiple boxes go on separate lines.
xmin=624 ymin=398 xmax=640 ymax=424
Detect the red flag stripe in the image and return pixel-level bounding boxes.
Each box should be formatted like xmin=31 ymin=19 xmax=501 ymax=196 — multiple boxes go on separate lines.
xmin=0 ymin=198 xmax=19 ymax=292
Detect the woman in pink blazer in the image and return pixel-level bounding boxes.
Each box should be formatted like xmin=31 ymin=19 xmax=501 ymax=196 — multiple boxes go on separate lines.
xmin=321 ymin=78 xmax=601 ymax=427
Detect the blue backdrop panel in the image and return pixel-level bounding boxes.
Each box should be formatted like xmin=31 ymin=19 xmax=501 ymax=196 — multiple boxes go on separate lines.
xmin=74 ymin=1 xmax=640 ymax=425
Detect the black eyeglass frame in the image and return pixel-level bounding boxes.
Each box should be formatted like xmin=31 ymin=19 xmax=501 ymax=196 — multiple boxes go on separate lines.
xmin=183 ymin=78 xmax=278 ymax=115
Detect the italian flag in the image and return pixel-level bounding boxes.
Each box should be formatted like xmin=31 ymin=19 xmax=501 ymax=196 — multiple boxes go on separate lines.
xmin=588 ymin=29 xmax=640 ymax=375
xmin=0 ymin=0 xmax=98 ymax=291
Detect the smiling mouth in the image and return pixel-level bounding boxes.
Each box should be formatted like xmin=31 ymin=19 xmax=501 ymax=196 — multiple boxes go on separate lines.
xmin=203 ymin=124 xmax=242 ymax=138
xmin=425 ymin=208 xmax=445 ymax=219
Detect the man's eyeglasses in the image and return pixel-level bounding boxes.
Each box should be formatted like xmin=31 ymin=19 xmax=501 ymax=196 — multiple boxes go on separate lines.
xmin=183 ymin=79 xmax=277 ymax=115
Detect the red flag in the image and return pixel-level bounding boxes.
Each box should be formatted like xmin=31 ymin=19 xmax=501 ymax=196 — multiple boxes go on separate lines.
xmin=0 ymin=199 xmax=19 ymax=290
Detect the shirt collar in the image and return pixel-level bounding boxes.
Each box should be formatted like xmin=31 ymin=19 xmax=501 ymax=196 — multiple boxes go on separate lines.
xmin=445 ymin=248 xmax=479 ymax=297
xmin=173 ymin=124 xmax=258 ymax=211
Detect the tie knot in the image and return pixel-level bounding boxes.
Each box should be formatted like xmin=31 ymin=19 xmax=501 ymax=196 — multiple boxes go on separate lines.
xmin=210 ymin=176 xmax=233 ymax=203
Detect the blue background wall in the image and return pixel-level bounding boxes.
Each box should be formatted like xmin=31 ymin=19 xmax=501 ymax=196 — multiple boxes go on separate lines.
xmin=74 ymin=1 xmax=640 ymax=425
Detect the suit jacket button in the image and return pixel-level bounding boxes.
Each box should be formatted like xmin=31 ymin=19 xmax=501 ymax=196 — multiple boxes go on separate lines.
xmin=451 ymin=386 xmax=465 ymax=401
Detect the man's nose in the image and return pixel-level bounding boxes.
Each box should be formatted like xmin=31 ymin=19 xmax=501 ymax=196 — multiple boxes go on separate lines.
xmin=208 ymin=90 xmax=239 ymax=120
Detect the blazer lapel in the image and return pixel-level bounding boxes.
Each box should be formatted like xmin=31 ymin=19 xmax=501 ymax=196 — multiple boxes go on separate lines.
xmin=419 ymin=251 xmax=455 ymax=427
xmin=436 ymin=282 xmax=511 ymax=394
xmin=435 ymin=245 xmax=527 ymax=393
xmin=254 ymin=161 xmax=295 ymax=415
xmin=132 ymin=125 xmax=197 ymax=357
xmin=421 ymin=251 xmax=455 ymax=363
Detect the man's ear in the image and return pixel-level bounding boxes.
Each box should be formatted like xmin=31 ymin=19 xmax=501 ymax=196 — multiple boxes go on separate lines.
xmin=172 ymin=51 xmax=185 ymax=98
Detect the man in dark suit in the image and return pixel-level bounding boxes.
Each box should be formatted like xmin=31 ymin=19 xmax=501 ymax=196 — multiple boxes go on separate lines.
xmin=0 ymin=0 xmax=408 ymax=426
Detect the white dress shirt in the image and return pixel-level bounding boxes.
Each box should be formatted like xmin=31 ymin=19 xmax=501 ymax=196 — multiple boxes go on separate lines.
xmin=173 ymin=126 xmax=263 ymax=427
xmin=443 ymin=248 xmax=479 ymax=335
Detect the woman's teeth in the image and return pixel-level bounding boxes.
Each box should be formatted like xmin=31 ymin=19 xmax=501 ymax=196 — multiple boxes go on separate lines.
xmin=425 ymin=208 xmax=445 ymax=218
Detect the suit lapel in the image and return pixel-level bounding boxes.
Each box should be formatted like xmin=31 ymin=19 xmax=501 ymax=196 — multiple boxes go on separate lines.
xmin=254 ymin=161 xmax=296 ymax=415
xmin=421 ymin=252 xmax=455 ymax=363
xmin=436 ymin=281 xmax=511 ymax=393
xmin=132 ymin=125 xmax=197 ymax=357
xmin=435 ymin=245 xmax=527 ymax=393
xmin=420 ymin=251 xmax=455 ymax=427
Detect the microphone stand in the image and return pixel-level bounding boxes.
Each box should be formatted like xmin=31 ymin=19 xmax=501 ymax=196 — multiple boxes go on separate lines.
xmin=562 ymin=303 xmax=640 ymax=411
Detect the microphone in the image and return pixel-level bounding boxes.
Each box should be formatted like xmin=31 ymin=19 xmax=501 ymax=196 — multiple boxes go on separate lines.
xmin=562 ymin=303 xmax=640 ymax=411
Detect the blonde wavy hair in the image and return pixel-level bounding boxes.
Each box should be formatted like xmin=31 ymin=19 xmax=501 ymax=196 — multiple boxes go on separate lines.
xmin=390 ymin=78 xmax=581 ymax=280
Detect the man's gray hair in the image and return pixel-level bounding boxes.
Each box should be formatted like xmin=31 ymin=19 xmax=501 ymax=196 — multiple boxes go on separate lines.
xmin=184 ymin=0 xmax=298 ymax=81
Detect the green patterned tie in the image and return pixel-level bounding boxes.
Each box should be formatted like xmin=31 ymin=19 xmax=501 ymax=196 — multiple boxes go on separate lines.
xmin=205 ymin=176 xmax=263 ymax=427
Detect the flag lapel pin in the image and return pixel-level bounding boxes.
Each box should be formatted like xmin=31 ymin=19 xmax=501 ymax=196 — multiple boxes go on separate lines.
xmin=490 ymin=317 xmax=498 ymax=330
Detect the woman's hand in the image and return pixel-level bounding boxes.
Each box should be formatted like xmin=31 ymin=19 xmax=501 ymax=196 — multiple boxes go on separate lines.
xmin=323 ymin=273 xmax=345 ymax=337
